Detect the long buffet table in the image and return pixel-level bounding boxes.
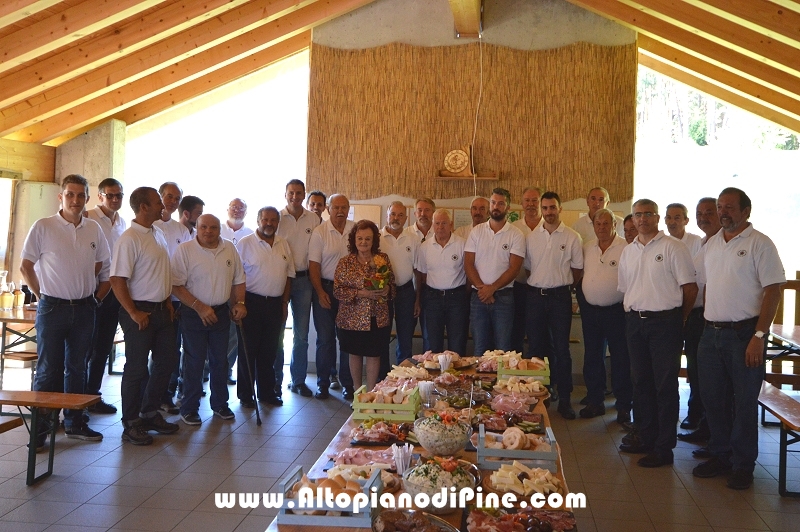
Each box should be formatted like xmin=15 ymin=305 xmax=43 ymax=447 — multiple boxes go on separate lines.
xmin=265 ymin=389 xmax=568 ymax=531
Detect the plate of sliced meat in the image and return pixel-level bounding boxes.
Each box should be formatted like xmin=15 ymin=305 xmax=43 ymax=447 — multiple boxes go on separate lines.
xmin=467 ymin=508 xmax=577 ymax=532
xmin=373 ymin=509 xmax=460 ymax=532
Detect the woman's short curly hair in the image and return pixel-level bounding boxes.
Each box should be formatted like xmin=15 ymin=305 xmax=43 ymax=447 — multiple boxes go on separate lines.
xmin=348 ymin=219 xmax=381 ymax=255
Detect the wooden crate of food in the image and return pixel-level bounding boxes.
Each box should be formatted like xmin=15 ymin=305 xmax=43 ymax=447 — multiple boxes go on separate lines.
xmin=476 ymin=424 xmax=558 ymax=472
xmin=276 ymin=465 xmax=382 ymax=527
xmin=497 ymin=357 xmax=550 ymax=384
xmin=351 ymin=385 xmax=421 ymax=422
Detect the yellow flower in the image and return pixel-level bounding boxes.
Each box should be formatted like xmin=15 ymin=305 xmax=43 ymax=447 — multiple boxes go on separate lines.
xmin=374 ymin=255 xmax=387 ymax=268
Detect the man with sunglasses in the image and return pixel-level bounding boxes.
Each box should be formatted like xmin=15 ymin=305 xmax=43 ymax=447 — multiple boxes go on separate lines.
xmin=85 ymin=178 xmax=126 ymax=414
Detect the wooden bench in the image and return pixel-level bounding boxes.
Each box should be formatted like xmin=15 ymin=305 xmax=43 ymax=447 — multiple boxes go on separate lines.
xmin=0 ymin=391 xmax=100 ymax=485
xmin=758 ymin=382 xmax=800 ymax=497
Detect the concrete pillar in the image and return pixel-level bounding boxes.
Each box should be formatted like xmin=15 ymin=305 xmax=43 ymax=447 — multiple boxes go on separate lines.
xmin=55 ymin=119 xmax=126 ymax=186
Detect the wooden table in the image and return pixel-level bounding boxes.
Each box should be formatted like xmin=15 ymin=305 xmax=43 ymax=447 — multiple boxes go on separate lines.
xmin=265 ymin=398 xmax=567 ymax=531
xmin=0 ymin=308 xmax=37 ymax=390
xmin=0 ymin=390 xmax=100 ymax=485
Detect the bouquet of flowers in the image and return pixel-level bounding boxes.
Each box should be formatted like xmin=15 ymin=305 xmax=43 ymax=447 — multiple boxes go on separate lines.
xmin=365 ymin=255 xmax=390 ymax=290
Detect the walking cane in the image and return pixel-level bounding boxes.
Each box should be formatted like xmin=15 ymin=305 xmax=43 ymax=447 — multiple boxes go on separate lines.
xmin=236 ymin=321 xmax=262 ymax=426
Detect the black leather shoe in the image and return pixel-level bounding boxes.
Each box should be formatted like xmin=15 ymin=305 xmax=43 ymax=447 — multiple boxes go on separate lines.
xmin=727 ymin=468 xmax=753 ymax=490
xmin=579 ymin=396 xmax=589 ymax=405
xmin=680 ymin=415 xmax=699 ymax=430
xmin=288 ymin=382 xmax=313 ymax=397
xmin=261 ymin=396 xmax=283 ymax=407
xmin=638 ymin=451 xmax=673 ymax=468
xmin=240 ymin=400 xmax=255 ymax=408
xmin=692 ymin=446 xmax=714 ymax=459
xmin=622 ymin=426 xmax=640 ymax=447
xmin=579 ymin=403 xmax=606 ymax=419
xmin=342 ymin=387 xmax=355 ymax=402
xmin=619 ymin=442 xmax=653 ymax=454
xmin=547 ymin=387 xmax=558 ymax=403
xmin=677 ymin=427 xmax=710 ymax=443
xmin=557 ymin=402 xmax=576 ymax=420
xmin=616 ymin=410 xmax=632 ymax=428
xmin=693 ymin=457 xmax=732 ymax=478
xmin=315 ymin=387 xmax=330 ymax=400
xmin=227 ymin=378 xmax=236 ymax=385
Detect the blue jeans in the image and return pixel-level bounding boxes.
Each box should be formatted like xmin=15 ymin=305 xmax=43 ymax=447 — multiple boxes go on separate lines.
xmin=119 ymin=303 xmax=178 ymax=424
xmin=312 ymin=280 xmax=352 ymax=390
xmin=179 ymin=305 xmax=230 ymax=414
xmin=423 ymin=286 xmax=470 ymax=355
xmin=279 ymin=274 xmax=313 ymax=386
xmin=226 ymin=321 xmax=237 ymax=378
xmin=626 ymin=308 xmax=683 ymax=455
xmin=525 ymin=286 xmax=574 ymax=402
xmin=162 ymin=301 xmax=182 ymax=403
xmin=35 ymin=296 xmax=95 ymax=427
xmin=511 ymin=281 xmax=528 ymax=353
xmin=698 ymin=322 xmax=762 ymax=472
xmin=86 ymin=290 xmax=121 ymax=395
xmin=389 ymin=280 xmax=417 ymax=368
xmin=683 ymin=307 xmax=706 ymax=421
xmin=470 ymin=288 xmax=514 ymax=356
xmin=577 ymin=289 xmax=632 ymax=411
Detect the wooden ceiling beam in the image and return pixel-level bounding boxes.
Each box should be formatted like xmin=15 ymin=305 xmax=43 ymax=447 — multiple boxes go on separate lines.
xmin=566 ymin=0 xmax=800 ymax=99
xmin=0 ymin=0 xmax=316 ymax=135
xmin=0 ymin=0 xmax=166 ymax=75
xmin=639 ymin=51 xmax=800 ymax=134
xmin=45 ymin=32 xmax=311 ymax=146
xmin=639 ymin=35 xmax=800 ymax=121
xmin=6 ymin=0 xmax=374 ymax=143
xmin=620 ymin=0 xmax=800 ymax=76
xmin=0 ymin=0 xmax=256 ymax=110
xmin=0 ymin=0 xmax=62 ymax=31
xmin=684 ymin=0 xmax=800 ymax=46
xmin=448 ymin=0 xmax=481 ymax=38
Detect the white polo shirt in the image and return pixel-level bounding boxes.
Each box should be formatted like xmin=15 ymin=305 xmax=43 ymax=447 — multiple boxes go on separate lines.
xmin=404 ymin=223 xmax=432 ymax=244
xmin=87 ymin=206 xmax=126 ymax=254
xmin=572 ymin=213 xmax=625 ymax=243
xmin=512 ymin=217 xmax=542 ymax=283
xmin=416 ymin=234 xmax=467 ymax=290
xmin=309 ymin=220 xmax=354 ymax=281
xmin=154 ymin=218 xmax=191 ymax=257
xmin=21 ymin=213 xmax=110 ymax=299
xmin=525 ymin=222 xmax=583 ymax=288
xmin=277 ymin=207 xmax=320 ymax=272
xmin=692 ymin=245 xmax=707 ymax=309
xmin=678 ymin=231 xmax=703 ymax=258
xmin=171 ymin=237 xmax=245 ymax=306
xmin=582 ymin=235 xmax=626 ymax=307
xmin=380 ymin=228 xmax=417 ymax=286
xmin=618 ymin=231 xmax=696 ymax=312
xmin=220 ymin=222 xmax=254 ymax=246
xmin=453 ymin=224 xmax=474 ymax=241
xmin=699 ymin=224 xmax=786 ymax=322
xmin=111 ymin=221 xmax=172 ymax=302
xmin=238 ymin=233 xmax=295 ymax=297
xmin=465 ymin=221 xmax=525 ymax=289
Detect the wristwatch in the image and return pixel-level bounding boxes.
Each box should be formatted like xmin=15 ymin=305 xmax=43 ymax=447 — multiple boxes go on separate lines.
xmin=754 ymin=330 xmax=766 ymax=339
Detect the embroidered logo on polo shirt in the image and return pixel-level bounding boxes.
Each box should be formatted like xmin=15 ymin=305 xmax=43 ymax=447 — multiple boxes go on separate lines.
xmin=559 ymin=244 xmax=566 ymax=251
xmin=655 ymin=254 xmax=664 ymax=262
xmin=738 ymin=250 xmax=747 ymax=257
xmin=176 ymin=238 xmax=181 ymax=244
xmin=502 ymin=243 xmax=510 ymax=250
xmin=90 ymin=242 xmax=96 ymax=250
xmin=451 ymin=254 xmax=458 ymax=261
xmin=305 ymin=228 xmax=312 ymax=234
xmin=283 ymin=255 xmax=288 ymax=261
xmin=224 ymin=260 xmax=231 ymax=267
xmin=406 ymin=246 xmax=411 ymax=253
xmin=609 ymin=260 xmax=617 ymax=267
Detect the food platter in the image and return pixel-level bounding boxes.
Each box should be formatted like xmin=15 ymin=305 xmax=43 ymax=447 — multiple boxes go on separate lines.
xmin=373 ymin=509 xmax=460 ymax=532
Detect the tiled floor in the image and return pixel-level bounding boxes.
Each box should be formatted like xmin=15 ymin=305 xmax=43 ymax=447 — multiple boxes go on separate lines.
xmin=0 ymin=365 xmax=798 ymax=531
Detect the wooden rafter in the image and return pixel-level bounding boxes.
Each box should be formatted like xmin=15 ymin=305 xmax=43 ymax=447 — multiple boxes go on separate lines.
xmin=448 ymin=0 xmax=481 ymax=38
xmin=620 ymin=0 xmax=800 ymax=77
xmin=566 ymin=0 xmax=800 ymax=100
xmin=638 ymin=35 xmax=800 ymax=122
xmin=0 ymin=0 xmax=316 ymax=135
xmin=5 ymin=0 xmax=374 ymax=143
xmin=45 ymin=32 xmax=311 ymax=146
xmin=0 ymin=0 xmax=62 ymax=31
xmin=684 ymin=0 xmax=800 ymax=46
xmin=639 ymin=51 xmax=800 ymax=134
xmin=0 ymin=0 xmax=165 ymax=75
xmin=0 ymin=0 xmax=256 ymax=110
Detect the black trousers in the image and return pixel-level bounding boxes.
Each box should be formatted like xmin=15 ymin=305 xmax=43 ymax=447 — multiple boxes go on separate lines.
xmin=86 ymin=290 xmax=121 ymax=395
xmin=237 ymin=292 xmax=283 ymax=402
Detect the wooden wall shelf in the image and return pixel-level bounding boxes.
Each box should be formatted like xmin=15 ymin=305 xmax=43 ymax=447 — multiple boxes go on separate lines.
xmin=435 ymin=175 xmax=498 ymax=181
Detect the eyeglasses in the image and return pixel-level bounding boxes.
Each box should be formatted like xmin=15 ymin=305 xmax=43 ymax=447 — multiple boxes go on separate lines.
xmin=633 ymin=212 xmax=655 ymax=219
xmin=101 ymin=193 xmax=124 ymax=200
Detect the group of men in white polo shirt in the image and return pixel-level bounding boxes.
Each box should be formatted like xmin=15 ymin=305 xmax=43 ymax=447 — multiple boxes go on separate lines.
xmin=20 ymin=177 xmax=785 ymax=489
